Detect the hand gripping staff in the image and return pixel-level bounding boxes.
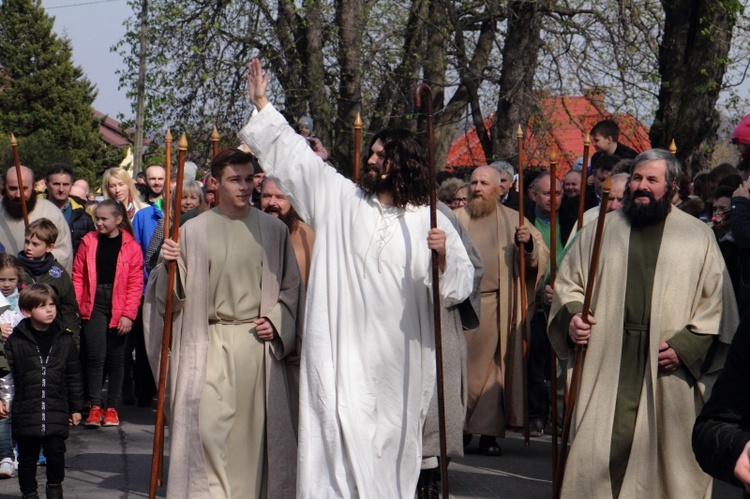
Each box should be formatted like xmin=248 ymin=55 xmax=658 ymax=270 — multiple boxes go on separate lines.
xmin=414 ymin=83 xmax=449 ymax=499
xmin=149 ymin=132 xmax=187 ymax=499
xmin=9 ymin=133 xmax=29 ymax=228
xmin=517 ymin=125 xmax=530 ymax=447
xmin=552 ymin=176 xmax=612 ymax=499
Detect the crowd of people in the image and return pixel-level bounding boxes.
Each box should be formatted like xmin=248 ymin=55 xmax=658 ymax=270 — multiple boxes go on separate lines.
xmin=0 ymin=57 xmax=749 ymax=499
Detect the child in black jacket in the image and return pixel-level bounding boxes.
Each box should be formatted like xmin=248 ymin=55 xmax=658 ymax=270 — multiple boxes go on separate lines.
xmin=1 ymin=284 xmax=83 ymax=499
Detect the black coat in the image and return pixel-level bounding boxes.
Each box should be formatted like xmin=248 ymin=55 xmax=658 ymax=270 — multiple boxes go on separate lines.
xmin=692 ymin=309 xmax=750 ymax=492
xmin=4 ymin=319 xmax=83 ymax=440
xmin=730 ymin=196 xmax=750 ymax=311
xmin=68 ymin=196 xmax=95 ymax=255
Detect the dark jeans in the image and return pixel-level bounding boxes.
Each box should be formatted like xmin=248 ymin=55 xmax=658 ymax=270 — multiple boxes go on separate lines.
xmin=528 ymin=310 xmax=550 ymax=421
xmin=17 ymin=436 xmax=65 ymax=494
xmin=124 ymin=298 xmax=155 ymax=403
xmin=83 ymin=284 xmax=127 ymax=409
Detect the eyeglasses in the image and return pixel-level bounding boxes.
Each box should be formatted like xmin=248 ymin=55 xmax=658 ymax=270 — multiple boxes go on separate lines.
xmin=448 ymin=197 xmax=468 ymax=207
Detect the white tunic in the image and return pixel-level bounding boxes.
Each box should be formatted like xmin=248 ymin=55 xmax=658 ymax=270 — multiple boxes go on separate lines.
xmin=240 ymin=105 xmax=474 ymax=498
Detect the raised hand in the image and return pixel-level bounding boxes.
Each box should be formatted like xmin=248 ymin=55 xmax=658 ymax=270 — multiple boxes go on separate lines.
xmin=245 ymin=58 xmax=270 ymax=111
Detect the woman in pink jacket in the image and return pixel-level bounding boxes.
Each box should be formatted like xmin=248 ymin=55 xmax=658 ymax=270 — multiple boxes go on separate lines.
xmin=73 ymin=199 xmax=143 ymax=428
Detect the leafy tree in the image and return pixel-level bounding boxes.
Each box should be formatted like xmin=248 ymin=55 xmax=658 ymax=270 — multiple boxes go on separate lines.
xmin=0 ymin=0 xmax=103 ymax=181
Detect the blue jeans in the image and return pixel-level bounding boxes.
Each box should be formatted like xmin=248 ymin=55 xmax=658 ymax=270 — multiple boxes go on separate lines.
xmin=0 ymin=415 xmax=12 ymax=460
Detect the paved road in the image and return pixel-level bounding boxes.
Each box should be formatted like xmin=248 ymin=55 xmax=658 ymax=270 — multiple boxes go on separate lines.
xmin=0 ymin=405 xmax=739 ymax=498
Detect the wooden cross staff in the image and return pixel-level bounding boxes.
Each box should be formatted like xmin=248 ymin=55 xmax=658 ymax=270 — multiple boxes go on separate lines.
xmin=553 ymin=176 xmax=612 ymax=499
xmin=9 ymin=134 xmax=29 ymax=228
xmin=414 ymin=83 xmax=450 ymax=499
xmin=149 ymin=132 xmax=187 ymax=499
xmin=517 ymin=124 xmax=530 ymax=447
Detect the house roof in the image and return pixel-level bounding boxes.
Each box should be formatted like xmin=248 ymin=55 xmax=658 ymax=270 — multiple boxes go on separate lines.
xmin=93 ymin=109 xmax=133 ymax=148
xmin=445 ymin=93 xmax=651 ymax=174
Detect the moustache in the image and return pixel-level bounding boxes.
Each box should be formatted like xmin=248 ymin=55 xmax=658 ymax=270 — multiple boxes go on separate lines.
xmin=631 ymin=189 xmax=656 ymax=202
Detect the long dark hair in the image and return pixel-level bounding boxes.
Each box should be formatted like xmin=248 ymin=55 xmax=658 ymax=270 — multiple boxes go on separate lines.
xmin=364 ymin=128 xmax=430 ymax=208
xmin=95 ymin=199 xmax=134 ymax=235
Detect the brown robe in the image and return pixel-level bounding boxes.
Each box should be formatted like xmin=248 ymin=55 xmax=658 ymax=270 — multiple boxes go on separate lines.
xmin=143 ymin=208 xmax=303 ymax=499
xmin=456 ymin=204 xmax=548 ymax=434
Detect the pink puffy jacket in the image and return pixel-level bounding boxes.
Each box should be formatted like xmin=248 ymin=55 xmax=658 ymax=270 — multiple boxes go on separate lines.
xmin=72 ymin=230 xmax=144 ymax=328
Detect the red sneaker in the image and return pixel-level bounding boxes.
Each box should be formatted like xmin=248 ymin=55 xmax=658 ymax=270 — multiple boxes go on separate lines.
xmin=85 ymin=406 xmax=102 ymax=427
xmin=102 ymin=408 xmax=120 ymax=427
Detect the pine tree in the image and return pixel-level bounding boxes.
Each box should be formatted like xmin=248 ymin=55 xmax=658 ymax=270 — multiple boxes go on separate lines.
xmin=0 ymin=0 xmax=104 ymax=181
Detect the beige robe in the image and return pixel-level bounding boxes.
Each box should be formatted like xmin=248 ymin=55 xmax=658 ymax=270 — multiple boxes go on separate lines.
xmin=457 ymin=204 xmax=548 ymax=434
xmin=143 ymin=208 xmax=303 ymax=499
xmin=549 ymin=208 xmax=739 ymax=498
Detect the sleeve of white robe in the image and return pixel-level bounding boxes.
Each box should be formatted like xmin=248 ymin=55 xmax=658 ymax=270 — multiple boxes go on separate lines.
xmin=432 ymin=211 xmax=474 ymax=308
xmin=238 ymin=103 xmax=357 ymax=226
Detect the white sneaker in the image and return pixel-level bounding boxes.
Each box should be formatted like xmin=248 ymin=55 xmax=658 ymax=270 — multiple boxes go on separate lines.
xmin=0 ymin=457 xmax=14 ymax=478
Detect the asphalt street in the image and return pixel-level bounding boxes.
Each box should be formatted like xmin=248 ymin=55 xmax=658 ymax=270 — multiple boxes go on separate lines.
xmin=0 ymin=404 xmax=739 ymax=498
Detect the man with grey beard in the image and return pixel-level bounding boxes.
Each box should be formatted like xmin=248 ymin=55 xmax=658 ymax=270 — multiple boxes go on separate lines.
xmin=455 ymin=165 xmax=548 ymax=456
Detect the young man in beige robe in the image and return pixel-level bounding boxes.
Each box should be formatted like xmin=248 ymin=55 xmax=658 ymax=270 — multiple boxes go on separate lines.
xmin=549 ymin=149 xmax=739 ymax=498
xmin=144 ymin=149 xmax=303 ymax=499
xmin=455 ymin=165 xmax=548 ymax=455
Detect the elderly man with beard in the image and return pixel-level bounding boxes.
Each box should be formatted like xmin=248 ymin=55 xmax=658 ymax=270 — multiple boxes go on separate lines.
xmin=548 ymin=149 xmax=739 ymax=498
xmin=455 ymin=165 xmax=548 ymax=455
xmin=241 ymin=58 xmax=474 ymax=497
xmin=260 ymin=177 xmax=315 ymax=285
xmin=144 ymin=165 xmax=166 ymax=204
xmin=0 ymin=167 xmax=73 ymax=272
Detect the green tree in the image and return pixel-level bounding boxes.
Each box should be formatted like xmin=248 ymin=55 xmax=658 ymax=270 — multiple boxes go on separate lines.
xmin=0 ymin=0 xmax=103 ymax=181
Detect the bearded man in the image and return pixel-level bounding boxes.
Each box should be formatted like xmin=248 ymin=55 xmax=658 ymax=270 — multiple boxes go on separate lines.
xmin=144 ymin=165 xmax=166 ymax=204
xmin=455 ymin=165 xmax=548 ymax=455
xmin=241 ymin=58 xmax=474 ymax=497
xmin=0 ymin=166 xmax=73 ymax=272
xmin=260 ymin=178 xmax=315 ymax=285
xmin=549 ymin=149 xmax=739 ymax=498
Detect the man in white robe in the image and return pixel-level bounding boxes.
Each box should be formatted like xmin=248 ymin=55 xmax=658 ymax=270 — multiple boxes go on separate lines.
xmin=241 ymin=59 xmax=474 ymax=498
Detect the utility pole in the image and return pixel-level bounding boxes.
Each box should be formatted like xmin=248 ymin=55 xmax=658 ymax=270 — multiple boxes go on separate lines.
xmin=133 ymin=0 xmax=148 ymax=175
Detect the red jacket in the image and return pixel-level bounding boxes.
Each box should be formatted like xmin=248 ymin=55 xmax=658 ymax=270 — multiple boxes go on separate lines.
xmin=72 ymin=230 xmax=143 ymax=328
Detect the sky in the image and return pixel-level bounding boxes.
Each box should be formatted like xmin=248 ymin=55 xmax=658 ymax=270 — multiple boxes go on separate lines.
xmin=43 ymin=0 xmax=134 ymax=120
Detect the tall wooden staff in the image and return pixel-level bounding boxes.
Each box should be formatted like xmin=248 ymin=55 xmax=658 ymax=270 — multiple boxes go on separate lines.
xmin=517 ymin=125 xmax=530 ymax=446
xmin=577 ymin=133 xmax=591 ymax=227
xmin=149 ymin=132 xmax=188 ymax=499
xmin=154 ymin=129 xmax=172 ymax=484
xmin=9 ymin=134 xmax=29 ymax=228
xmin=553 ymin=176 xmax=612 ymax=499
xmin=353 ymin=112 xmax=362 ymax=183
xmin=211 ymin=126 xmax=221 ymax=206
xmin=414 ymin=83 xmax=449 ymax=499
xmin=548 ymin=152 xmax=559 ymax=480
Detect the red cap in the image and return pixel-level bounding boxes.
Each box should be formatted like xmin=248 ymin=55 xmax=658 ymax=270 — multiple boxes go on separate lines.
xmin=732 ymin=113 xmax=750 ymax=145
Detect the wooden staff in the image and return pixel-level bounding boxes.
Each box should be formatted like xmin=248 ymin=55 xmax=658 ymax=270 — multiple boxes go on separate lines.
xmin=553 ymin=176 xmax=612 ymax=499
xmin=154 ymin=129 xmax=172 ymax=484
xmin=414 ymin=83 xmax=449 ymax=499
xmin=9 ymin=133 xmax=29 ymax=228
xmin=211 ymin=125 xmax=221 ymax=206
xmin=669 ymin=139 xmax=677 ymax=155
xmin=517 ymin=124 xmax=530 ymax=447
xmin=149 ymin=132 xmax=188 ymax=499
xmin=548 ymin=152 xmax=559 ymax=480
xmin=353 ymin=112 xmax=362 ymax=183
xmin=577 ymin=133 xmax=591 ymax=227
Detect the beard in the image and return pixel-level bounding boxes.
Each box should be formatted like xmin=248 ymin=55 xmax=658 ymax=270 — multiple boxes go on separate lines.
xmin=263 ymin=205 xmax=300 ymax=232
xmin=359 ymin=166 xmax=391 ymax=194
xmin=2 ymin=192 xmax=37 ymax=220
xmin=622 ymin=189 xmax=672 ymax=228
xmin=468 ymin=194 xmax=497 ymax=219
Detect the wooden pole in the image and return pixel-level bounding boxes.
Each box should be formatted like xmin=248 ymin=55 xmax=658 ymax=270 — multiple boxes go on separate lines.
xmin=669 ymin=139 xmax=677 ymax=155
xmin=548 ymin=152 xmax=559 ymax=482
xmin=211 ymin=126 xmax=221 ymax=207
xmin=149 ymin=132 xmax=187 ymax=499
xmin=9 ymin=134 xmax=29 ymax=228
xmin=577 ymin=133 xmax=591 ymax=227
xmin=517 ymin=124 xmax=530 ymax=447
xmin=353 ymin=112 xmax=362 ymax=183
xmin=155 ymin=129 xmax=172 ymax=485
xmin=414 ymin=83 xmax=449 ymax=499
xmin=553 ymin=176 xmax=612 ymax=499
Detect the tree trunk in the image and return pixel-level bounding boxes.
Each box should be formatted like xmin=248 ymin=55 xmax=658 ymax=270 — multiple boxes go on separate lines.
xmin=650 ymin=0 xmax=738 ymax=174
xmin=492 ymin=0 xmax=543 ymax=165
